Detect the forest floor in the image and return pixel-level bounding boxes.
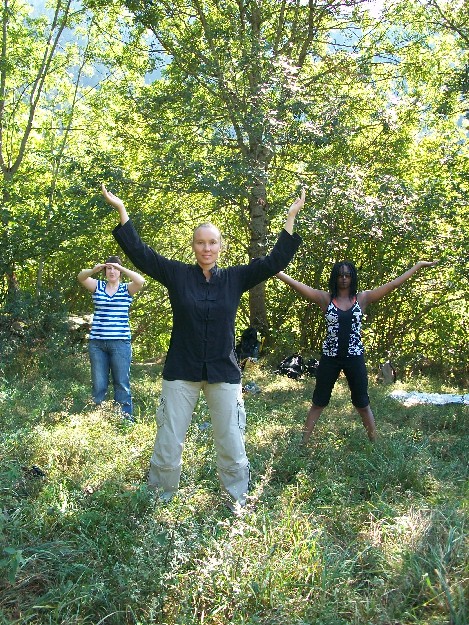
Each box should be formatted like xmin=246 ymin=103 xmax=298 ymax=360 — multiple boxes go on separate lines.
xmin=0 ymin=349 xmax=467 ymax=624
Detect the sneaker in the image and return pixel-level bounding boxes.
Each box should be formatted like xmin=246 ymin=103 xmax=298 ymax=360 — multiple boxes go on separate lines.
xmin=224 ymin=498 xmax=247 ymax=516
xmin=158 ymin=491 xmax=175 ymax=504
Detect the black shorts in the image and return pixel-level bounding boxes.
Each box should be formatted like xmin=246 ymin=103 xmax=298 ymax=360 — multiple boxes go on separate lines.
xmin=312 ymin=354 xmax=369 ymax=409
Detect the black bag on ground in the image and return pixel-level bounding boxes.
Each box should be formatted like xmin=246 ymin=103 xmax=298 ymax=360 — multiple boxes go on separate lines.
xmin=236 ymin=327 xmax=261 ymax=361
xmin=275 ymin=354 xmax=304 ymax=379
xmin=304 ymin=357 xmax=319 ymax=377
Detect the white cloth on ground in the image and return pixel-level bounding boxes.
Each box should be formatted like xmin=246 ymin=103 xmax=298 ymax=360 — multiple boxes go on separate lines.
xmin=390 ymin=390 xmax=469 ymax=406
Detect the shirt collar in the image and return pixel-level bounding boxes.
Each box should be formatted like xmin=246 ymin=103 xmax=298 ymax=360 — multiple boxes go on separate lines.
xmin=194 ymin=263 xmax=220 ymax=280
xmin=195 ymin=263 xmax=219 ymax=276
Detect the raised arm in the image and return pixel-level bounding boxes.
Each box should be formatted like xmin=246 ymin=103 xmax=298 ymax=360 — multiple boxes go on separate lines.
xmin=102 ymin=183 xmax=129 ymax=224
xmin=276 ymin=271 xmax=330 ymax=311
xmin=283 ymin=188 xmax=306 ymax=234
xmin=359 ymin=260 xmax=438 ymax=309
xmin=106 ymin=262 xmax=146 ymax=295
xmin=77 ymin=264 xmax=105 ymax=292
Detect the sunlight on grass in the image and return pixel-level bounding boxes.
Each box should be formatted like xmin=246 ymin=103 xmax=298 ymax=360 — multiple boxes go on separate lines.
xmin=1 ymin=355 xmax=467 ymax=624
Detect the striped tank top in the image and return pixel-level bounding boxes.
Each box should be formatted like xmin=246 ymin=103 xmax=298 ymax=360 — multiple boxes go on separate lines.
xmin=89 ymin=280 xmax=133 ymax=340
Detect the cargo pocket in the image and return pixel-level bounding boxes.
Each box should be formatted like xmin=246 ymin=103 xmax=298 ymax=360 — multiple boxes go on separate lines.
xmin=237 ymin=397 xmax=246 ymax=435
xmin=156 ymin=395 xmax=166 ymax=428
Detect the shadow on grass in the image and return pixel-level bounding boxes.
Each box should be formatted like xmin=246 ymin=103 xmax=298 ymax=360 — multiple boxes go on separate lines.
xmin=1 ymin=357 xmax=467 ymax=624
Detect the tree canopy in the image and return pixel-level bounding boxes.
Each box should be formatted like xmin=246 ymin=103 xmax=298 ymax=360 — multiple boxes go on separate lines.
xmin=0 ymin=0 xmax=467 ymax=383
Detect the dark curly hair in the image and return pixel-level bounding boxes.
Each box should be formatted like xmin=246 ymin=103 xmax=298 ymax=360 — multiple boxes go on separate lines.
xmin=328 ymin=261 xmax=358 ymax=299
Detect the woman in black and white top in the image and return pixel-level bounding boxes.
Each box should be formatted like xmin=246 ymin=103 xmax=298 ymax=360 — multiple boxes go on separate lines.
xmin=277 ymin=259 xmax=438 ymax=443
xmin=78 ymin=256 xmax=145 ymax=420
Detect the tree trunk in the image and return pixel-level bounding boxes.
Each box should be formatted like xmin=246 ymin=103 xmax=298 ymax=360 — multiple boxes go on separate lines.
xmin=247 ymin=177 xmax=269 ymax=336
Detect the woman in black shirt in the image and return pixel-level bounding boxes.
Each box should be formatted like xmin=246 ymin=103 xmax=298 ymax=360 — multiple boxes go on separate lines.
xmin=102 ymin=184 xmax=305 ymax=512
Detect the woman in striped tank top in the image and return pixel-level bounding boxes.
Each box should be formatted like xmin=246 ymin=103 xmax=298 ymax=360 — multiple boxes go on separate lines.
xmin=277 ymin=259 xmax=437 ymax=443
xmin=78 ymin=256 xmax=145 ymax=421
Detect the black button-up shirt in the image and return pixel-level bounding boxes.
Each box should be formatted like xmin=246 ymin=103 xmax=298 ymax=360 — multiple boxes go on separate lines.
xmin=113 ymin=220 xmax=301 ymax=383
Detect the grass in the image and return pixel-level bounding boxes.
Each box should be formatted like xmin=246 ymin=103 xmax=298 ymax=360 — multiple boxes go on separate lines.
xmin=0 ymin=349 xmax=467 ymax=624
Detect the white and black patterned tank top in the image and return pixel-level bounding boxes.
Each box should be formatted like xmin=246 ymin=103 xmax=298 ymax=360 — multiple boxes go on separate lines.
xmin=322 ymin=297 xmax=364 ymax=357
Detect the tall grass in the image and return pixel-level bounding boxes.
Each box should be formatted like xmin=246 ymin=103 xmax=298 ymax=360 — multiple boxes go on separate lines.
xmin=0 ymin=350 xmax=467 ymax=624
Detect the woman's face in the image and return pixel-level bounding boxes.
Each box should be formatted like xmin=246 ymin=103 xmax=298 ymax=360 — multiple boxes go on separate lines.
xmin=337 ymin=265 xmax=352 ymax=289
xmin=192 ymin=226 xmax=222 ymax=269
xmin=105 ymin=264 xmax=121 ymax=281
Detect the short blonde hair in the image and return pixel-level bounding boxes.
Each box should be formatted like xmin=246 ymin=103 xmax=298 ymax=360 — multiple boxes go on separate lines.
xmin=192 ymin=223 xmax=225 ymax=250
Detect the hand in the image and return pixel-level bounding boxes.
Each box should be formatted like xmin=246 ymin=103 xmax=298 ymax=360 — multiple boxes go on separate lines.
xmin=104 ymin=262 xmax=123 ymax=271
xmin=417 ymin=260 xmax=439 ymax=268
xmin=102 ymin=183 xmax=125 ymax=211
xmin=283 ymin=188 xmax=306 ymax=234
xmin=287 ymin=187 xmax=306 ymax=217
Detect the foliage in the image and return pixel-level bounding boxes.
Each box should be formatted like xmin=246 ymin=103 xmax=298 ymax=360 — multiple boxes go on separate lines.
xmin=0 ymin=354 xmax=467 ymax=624
xmin=0 ymin=1 xmax=467 ymax=381
xmin=0 ymin=0 xmax=151 ymax=297
xmin=0 ymin=289 xmax=75 ymax=378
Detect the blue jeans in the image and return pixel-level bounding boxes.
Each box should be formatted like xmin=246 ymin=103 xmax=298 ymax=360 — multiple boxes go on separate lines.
xmin=88 ymin=339 xmax=133 ymax=415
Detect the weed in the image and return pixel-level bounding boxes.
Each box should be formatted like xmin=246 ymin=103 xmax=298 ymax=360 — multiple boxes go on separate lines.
xmin=0 ymin=355 xmax=467 ymax=624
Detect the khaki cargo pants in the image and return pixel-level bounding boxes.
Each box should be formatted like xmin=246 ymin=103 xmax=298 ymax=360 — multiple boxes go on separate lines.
xmin=148 ymin=379 xmax=250 ymax=506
